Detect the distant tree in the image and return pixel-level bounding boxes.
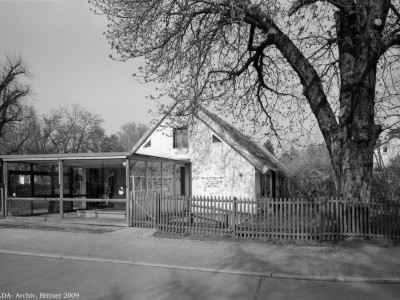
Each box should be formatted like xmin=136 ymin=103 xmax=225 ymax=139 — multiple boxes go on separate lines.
xmin=263 ymin=140 xmax=275 ymax=155
xmin=0 ymin=56 xmax=33 ymax=154
xmin=117 ymin=122 xmax=149 ymax=151
xmin=99 ymin=133 xmax=124 ymax=152
xmin=282 ymin=145 xmax=335 ymax=200
xmin=26 ymin=104 xmax=105 ymax=154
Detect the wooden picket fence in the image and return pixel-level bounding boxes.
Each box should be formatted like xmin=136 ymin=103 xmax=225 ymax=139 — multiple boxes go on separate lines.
xmin=131 ymin=193 xmax=400 ymax=241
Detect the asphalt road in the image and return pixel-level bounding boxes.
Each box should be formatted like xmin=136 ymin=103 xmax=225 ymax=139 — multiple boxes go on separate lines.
xmin=1 ymin=254 xmax=400 ymax=300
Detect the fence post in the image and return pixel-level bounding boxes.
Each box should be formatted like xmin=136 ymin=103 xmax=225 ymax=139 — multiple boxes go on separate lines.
xmin=58 ymin=160 xmax=64 ymax=219
xmin=232 ymin=197 xmax=237 ymax=237
xmin=187 ymin=197 xmax=191 ymax=232
xmin=3 ymin=162 xmax=8 ymax=218
xmin=156 ymin=193 xmax=160 ymax=228
xmin=1 ymin=188 xmax=3 ymax=218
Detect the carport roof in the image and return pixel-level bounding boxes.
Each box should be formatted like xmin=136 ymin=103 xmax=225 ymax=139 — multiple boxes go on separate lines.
xmin=0 ymin=152 xmax=189 ymax=167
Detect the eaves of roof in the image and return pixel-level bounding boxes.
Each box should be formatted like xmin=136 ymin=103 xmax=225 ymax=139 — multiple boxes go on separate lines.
xmin=0 ymin=152 xmax=130 ymax=162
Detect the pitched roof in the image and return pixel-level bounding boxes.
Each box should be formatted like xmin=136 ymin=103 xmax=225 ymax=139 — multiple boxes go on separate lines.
xmin=130 ymin=104 xmax=289 ymax=175
xmin=196 ymin=107 xmax=289 ymax=175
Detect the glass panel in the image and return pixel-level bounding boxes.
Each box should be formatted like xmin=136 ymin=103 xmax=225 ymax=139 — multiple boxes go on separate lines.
xmin=7 ymin=200 xmax=61 ymax=216
xmin=34 ymin=174 xmax=53 ymax=196
xmin=8 ymin=174 xmax=30 ymax=197
xmin=182 ymin=128 xmax=188 ymax=148
xmin=8 ymin=163 xmax=30 ymax=171
xmin=162 ymin=163 xmax=174 ymax=195
xmin=131 ymin=160 xmax=147 ymax=192
xmin=86 ymin=167 xmax=126 ymax=199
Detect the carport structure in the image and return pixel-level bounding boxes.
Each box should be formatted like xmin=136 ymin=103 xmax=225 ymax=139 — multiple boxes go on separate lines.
xmin=0 ymin=152 xmax=190 ymax=226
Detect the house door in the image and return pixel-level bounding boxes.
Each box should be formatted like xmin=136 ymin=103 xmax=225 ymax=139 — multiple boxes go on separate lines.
xmin=179 ymin=163 xmax=191 ymax=197
xmin=180 ymin=166 xmax=186 ymax=195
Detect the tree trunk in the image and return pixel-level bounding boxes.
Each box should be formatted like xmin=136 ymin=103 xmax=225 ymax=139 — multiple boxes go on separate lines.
xmin=246 ymin=2 xmax=390 ymax=201
xmin=329 ymin=59 xmax=382 ymax=201
xmin=330 ymin=66 xmax=382 ymax=200
xmin=326 ymin=2 xmax=389 ymax=201
xmin=331 ymin=133 xmax=378 ymax=200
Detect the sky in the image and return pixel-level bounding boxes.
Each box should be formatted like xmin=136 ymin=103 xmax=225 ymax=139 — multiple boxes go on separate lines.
xmin=0 ymin=0 xmax=160 ymax=134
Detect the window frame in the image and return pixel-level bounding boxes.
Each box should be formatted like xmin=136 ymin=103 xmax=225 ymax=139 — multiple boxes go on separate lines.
xmin=212 ymin=134 xmax=222 ymax=143
xmin=143 ymin=140 xmax=151 ymax=148
xmin=173 ymin=127 xmax=189 ymax=149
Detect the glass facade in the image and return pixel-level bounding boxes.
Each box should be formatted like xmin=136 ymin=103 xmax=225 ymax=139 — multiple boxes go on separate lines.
xmin=3 ymin=156 xmax=189 ymax=220
xmin=130 ymin=160 xmax=186 ymax=196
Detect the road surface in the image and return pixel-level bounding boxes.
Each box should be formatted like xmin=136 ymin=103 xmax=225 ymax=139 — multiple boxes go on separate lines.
xmin=0 ymin=253 xmax=399 ymax=300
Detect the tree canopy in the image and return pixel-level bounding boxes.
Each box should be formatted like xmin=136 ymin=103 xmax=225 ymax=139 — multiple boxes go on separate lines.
xmin=118 ymin=122 xmax=149 ymax=151
xmin=91 ymin=0 xmax=399 ymax=140
xmin=91 ymin=0 xmax=400 ymax=200
xmin=25 ymin=104 xmax=104 ymax=154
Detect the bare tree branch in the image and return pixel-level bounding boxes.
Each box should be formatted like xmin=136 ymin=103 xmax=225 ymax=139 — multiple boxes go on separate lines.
xmin=288 ymin=0 xmax=354 ymax=16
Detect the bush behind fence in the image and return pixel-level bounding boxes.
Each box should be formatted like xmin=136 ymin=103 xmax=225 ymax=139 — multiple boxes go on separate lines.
xmin=132 ymin=193 xmax=400 ymax=241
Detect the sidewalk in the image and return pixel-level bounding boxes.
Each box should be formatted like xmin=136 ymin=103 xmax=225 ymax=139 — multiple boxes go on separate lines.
xmin=0 ymin=218 xmax=400 ymax=283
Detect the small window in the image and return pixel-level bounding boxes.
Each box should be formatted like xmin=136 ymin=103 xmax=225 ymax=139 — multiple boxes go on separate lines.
xmin=212 ymin=135 xmax=222 ymax=143
xmin=383 ymin=146 xmax=388 ymax=153
xmin=143 ymin=140 xmax=151 ymax=148
xmin=173 ymin=127 xmax=188 ymax=149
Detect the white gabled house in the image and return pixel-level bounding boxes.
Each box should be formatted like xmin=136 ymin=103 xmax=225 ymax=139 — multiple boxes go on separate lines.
xmin=0 ymin=106 xmax=289 ymax=225
xmin=131 ymin=106 xmax=290 ymax=199
xmin=374 ymin=132 xmax=400 ymax=167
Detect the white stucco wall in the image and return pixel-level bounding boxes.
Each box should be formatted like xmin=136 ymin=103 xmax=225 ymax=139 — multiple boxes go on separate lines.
xmin=136 ymin=123 xmax=190 ymax=161
xmin=190 ymin=122 xmax=256 ymax=198
xmin=136 ymin=119 xmax=256 ymax=198
xmin=374 ymin=137 xmax=400 ymax=166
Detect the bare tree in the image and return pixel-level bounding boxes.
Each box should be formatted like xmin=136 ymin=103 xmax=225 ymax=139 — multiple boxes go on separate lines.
xmin=0 ymin=56 xmax=33 ymax=154
xmin=100 ymin=133 xmax=125 ymax=152
xmin=27 ymin=104 xmax=105 ymax=154
xmin=0 ymin=106 xmax=35 ymax=155
xmin=117 ymin=122 xmax=149 ymax=151
xmin=90 ymin=0 xmax=400 ymax=200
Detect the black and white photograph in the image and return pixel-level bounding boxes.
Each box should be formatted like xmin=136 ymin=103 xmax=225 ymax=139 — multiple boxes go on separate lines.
xmin=0 ymin=0 xmax=400 ymax=299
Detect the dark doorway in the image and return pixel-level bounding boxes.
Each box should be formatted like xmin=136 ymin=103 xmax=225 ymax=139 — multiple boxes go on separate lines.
xmin=180 ymin=166 xmax=186 ymax=196
xmin=271 ymin=171 xmax=276 ymax=199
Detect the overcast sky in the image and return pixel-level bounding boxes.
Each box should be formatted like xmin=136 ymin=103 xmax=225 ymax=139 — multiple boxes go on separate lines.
xmin=0 ymin=0 xmax=160 ymax=134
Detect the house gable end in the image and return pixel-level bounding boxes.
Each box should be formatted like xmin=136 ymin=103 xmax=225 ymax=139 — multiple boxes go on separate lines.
xmin=130 ymin=102 xmax=179 ymax=155
xmin=130 ymin=103 xmax=288 ymax=176
xmin=195 ymin=111 xmax=270 ymax=174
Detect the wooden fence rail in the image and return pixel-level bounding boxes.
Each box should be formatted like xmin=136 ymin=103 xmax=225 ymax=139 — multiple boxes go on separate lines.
xmin=131 ymin=194 xmax=400 ymax=241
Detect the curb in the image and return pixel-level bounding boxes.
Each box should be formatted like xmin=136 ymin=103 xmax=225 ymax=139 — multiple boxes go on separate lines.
xmin=1 ymin=250 xmax=399 ymax=284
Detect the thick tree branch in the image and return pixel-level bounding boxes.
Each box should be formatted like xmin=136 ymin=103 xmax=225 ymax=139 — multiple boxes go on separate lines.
xmin=247 ymin=24 xmax=255 ymax=51
xmin=244 ymin=8 xmax=339 ymax=145
xmin=389 ymin=3 xmax=400 ymax=24
xmin=288 ymin=0 xmax=354 ymax=16
xmin=289 ymin=0 xmax=319 ymax=16
xmin=380 ymin=33 xmax=400 ymax=56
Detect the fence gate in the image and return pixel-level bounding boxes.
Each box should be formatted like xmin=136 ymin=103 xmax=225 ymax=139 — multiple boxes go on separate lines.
xmin=131 ymin=192 xmax=159 ymax=228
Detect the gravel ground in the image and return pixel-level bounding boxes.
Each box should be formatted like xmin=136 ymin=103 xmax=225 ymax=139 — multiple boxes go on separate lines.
xmin=0 ymin=218 xmax=399 ymax=280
